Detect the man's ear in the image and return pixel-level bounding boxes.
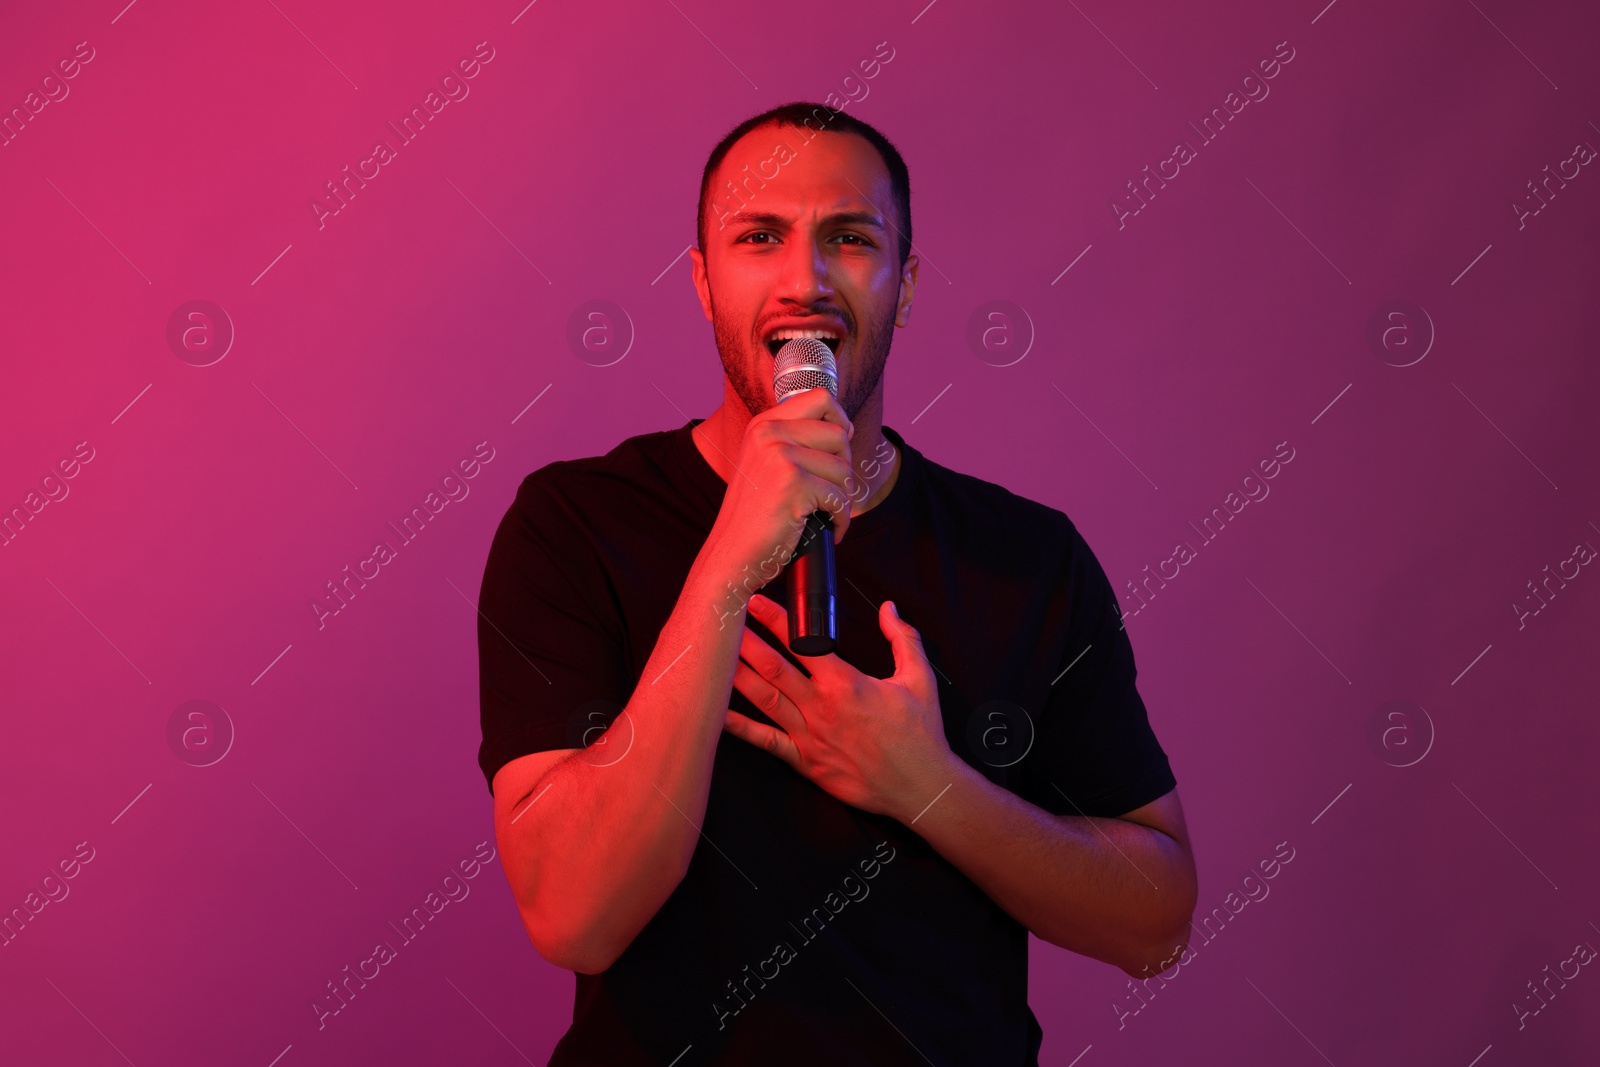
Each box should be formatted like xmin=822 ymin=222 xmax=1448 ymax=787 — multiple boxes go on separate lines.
xmin=690 ymin=247 xmax=714 ymax=322
xmin=894 ymin=253 xmax=919 ymax=328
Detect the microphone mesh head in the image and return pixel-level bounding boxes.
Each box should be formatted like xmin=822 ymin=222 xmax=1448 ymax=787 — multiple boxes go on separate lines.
xmin=773 ymin=336 xmax=839 ymax=402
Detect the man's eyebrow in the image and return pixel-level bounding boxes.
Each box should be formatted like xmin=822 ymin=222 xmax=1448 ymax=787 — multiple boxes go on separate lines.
xmin=723 ymin=210 xmax=887 ymax=232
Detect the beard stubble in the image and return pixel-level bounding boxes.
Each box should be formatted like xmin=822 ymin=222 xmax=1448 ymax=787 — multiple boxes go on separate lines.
xmin=708 ymin=289 xmax=894 ymax=421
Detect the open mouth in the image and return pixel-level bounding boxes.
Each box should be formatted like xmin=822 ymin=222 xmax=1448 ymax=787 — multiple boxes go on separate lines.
xmin=765 ymin=335 xmax=843 ymax=358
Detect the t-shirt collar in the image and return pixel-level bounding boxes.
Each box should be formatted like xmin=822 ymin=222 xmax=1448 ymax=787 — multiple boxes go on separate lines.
xmin=672 ymin=417 xmax=917 ymax=539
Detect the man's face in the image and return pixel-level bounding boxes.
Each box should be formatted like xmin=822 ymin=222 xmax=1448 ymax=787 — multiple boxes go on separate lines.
xmin=691 ymin=125 xmax=917 ymax=421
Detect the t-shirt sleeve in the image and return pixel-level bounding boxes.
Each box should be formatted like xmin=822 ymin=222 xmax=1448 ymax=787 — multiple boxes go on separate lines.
xmin=1020 ymin=521 xmax=1177 ymax=819
xmin=476 ymin=471 xmax=633 ymax=796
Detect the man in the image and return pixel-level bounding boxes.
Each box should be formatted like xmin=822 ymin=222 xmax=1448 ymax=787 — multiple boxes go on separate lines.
xmin=477 ymin=101 xmax=1197 ymax=1065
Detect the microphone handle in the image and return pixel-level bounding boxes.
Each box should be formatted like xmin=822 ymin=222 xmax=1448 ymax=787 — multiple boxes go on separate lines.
xmin=785 ymin=508 xmax=837 ymax=656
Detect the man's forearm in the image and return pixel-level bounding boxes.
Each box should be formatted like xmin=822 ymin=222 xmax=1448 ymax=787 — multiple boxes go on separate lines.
xmin=509 ymin=542 xmax=750 ymax=973
xmin=894 ymin=757 xmax=1196 ymax=975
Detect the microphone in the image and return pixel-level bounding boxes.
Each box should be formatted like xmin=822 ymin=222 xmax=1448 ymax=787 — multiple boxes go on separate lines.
xmin=773 ymin=337 xmax=839 ymax=657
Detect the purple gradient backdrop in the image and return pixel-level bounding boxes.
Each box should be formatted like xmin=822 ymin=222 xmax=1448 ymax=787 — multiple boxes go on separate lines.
xmin=2 ymin=0 xmax=1596 ymax=1063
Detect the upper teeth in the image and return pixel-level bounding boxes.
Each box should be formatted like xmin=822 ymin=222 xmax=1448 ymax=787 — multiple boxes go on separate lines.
xmin=769 ymin=329 xmax=840 ymax=343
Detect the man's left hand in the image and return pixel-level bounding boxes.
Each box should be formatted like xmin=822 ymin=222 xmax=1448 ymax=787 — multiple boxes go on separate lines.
xmin=722 ymin=592 xmax=957 ymax=822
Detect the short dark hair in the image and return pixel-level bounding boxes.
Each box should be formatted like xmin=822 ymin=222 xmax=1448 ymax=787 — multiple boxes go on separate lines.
xmin=696 ymin=102 xmax=912 ymax=270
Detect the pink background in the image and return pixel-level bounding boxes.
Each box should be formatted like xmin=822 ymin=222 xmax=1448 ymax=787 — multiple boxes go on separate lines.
xmin=2 ymin=0 xmax=1597 ymax=1063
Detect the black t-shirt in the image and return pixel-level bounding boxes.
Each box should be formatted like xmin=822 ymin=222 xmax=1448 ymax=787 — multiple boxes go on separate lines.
xmin=476 ymin=418 xmax=1177 ymax=1066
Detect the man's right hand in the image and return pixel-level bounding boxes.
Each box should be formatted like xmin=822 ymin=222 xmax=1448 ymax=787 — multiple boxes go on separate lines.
xmin=706 ymin=388 xmax=856 ymax=584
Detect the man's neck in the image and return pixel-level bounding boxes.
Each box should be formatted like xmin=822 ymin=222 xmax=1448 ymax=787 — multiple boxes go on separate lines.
xmin=692 ymin=380 xmax=901 ymax=517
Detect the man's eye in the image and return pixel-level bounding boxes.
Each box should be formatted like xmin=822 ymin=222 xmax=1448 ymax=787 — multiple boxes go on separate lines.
xmin=836 ymin=234 xmax=867 ymax=245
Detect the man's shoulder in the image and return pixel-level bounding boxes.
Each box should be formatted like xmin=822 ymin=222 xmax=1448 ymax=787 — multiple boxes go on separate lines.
xmin=509 ymin=423 xmax=681 ymax=513
xmin=914 ymin=446 xmax=1079 ymax=550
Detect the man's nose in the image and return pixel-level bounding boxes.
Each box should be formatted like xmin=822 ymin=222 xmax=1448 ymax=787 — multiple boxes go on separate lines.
xmin=775 ymin=234 xmax=833 ymax=303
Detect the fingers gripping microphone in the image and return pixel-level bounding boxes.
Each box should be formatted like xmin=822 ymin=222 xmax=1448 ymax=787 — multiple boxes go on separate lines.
xmin=773 ymin=337 xmax=839 ymax=657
